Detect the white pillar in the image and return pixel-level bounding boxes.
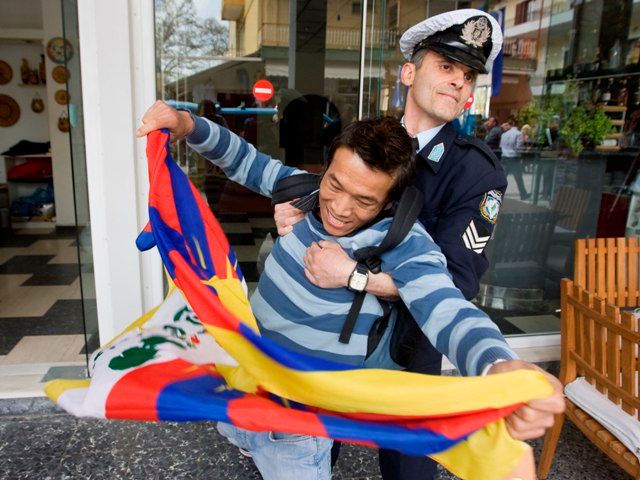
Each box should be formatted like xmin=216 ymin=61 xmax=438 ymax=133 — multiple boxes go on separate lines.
xmin=77 ymin=0 xmax=163 ymax=342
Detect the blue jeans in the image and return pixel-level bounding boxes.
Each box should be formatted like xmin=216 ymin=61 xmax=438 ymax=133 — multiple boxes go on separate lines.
xmin=217 ymin=422 xmax=333 ymax=480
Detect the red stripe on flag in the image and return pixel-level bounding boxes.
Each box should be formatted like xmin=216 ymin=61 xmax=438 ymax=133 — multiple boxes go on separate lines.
xmin=105 ymin=359 xmax=208 ymax=420
xmin=228 ymin=396 xmax=329 ymax=438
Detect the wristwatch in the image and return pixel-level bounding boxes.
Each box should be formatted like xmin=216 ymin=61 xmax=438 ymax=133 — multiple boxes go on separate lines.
xmin=347 ymin=263 xmax=369 ymax=293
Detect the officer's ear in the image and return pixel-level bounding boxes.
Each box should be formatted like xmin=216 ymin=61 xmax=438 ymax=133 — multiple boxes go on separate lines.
xmin=400 ymin=63 xmax=415 ymax=88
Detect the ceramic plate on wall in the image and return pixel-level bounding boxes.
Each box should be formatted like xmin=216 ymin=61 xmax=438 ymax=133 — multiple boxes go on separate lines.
xmin=0 ymin=60 xmax=12 ymax=85
xmin=52 ymin=65 xmax=69 ymax=84
xmin=54 ymin=89 xmax=69 ymax=105
xmin=46 ymin=37 xmax=74 ymax=64
xmin=0 ymin=95 xmax=20 ymax=127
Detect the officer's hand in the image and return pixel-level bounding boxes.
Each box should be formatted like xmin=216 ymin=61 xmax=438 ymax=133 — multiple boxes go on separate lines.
xmin=135 ymin=100 xmax=195 ymax=141
xmin=304 ymin=240 xmax=356 ymax=289
xmin=488 ymin=359 xmax=565 ymax=440
xmin=274 ymin=201 xmax=305 ymax=236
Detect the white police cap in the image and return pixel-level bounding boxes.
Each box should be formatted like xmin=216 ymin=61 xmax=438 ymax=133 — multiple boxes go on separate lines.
xmin=399 ymin=9 xmax=503 ymax=74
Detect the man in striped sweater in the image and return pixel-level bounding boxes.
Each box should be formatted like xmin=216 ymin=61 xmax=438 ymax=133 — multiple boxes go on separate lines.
xmin=136 ymin=101 xmax=562 ymax=480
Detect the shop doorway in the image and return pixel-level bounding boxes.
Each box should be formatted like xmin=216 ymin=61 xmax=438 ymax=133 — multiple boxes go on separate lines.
xmin=0 ymin=0 xmax=97 ymax=398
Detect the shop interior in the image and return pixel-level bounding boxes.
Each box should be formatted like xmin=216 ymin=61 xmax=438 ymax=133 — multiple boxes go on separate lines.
xmin=0 ymin=0 xmax=95 ymax=399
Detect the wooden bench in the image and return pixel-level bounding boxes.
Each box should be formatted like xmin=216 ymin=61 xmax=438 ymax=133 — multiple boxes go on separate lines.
xmin=538 ymin=237 xmax=640 ymax=479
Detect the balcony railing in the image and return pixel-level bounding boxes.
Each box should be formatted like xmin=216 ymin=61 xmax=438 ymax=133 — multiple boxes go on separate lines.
xmin=259 ymin=23 xmax=399 ymax=50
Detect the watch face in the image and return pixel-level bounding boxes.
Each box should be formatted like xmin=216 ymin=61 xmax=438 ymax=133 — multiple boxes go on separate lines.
xmin=349 ymin=271 xmax=368 ymax=292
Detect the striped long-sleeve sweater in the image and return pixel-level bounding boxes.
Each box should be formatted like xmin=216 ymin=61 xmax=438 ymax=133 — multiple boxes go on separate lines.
xmin=186 ymin=115 xmax=517 ymax=375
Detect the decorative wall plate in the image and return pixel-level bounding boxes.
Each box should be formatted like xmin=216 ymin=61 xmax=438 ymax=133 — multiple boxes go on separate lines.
xmin=52 ymin=65 xmax=69 ymax=84
xmin=54 ymin=89 xmax=69 ymax=105
xmin=0 ymin=95 xmax=20 ymax=127
xmin=0 ymin=60 xmax=12 ymax=85
xmin=46 ymin=37 xmax=74 ymax=64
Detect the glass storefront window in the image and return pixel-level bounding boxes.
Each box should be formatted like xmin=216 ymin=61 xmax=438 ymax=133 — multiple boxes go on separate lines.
xmin=154 ymin=0 xmax=640 ymax=339
xmin=154 ymin=0 xmax=362 ymax=294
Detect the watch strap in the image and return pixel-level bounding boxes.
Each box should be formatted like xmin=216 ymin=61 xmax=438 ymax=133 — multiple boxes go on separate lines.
xmin=339 ymin=291 xmax=366 ymax=344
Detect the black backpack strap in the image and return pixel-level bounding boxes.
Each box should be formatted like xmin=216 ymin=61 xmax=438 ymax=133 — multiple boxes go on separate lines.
xmin=355 ymin=185 xmax=423 ymax=262
xmin=271 ymin=173 xmax=320 ymax=207
xmin=338 ymin=186 xmax=424 ymax=345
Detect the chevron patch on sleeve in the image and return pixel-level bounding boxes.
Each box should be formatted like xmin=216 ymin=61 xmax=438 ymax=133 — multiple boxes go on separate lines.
xmin=462 ymin=220 xmax=491 ymax=254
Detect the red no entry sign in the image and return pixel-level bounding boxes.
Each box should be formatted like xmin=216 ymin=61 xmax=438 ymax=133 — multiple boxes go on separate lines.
xmin=253 ymin=79 xmax=274 ymax=102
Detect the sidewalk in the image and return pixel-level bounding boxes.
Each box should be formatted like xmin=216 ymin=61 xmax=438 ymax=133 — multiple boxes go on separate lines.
xmin=0 ymin=398 xmax=629 ymax=479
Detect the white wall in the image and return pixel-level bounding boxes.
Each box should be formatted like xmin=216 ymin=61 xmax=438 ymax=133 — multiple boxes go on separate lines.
xmin=77 ymin=0 xmax=163 ymax=341
xmin=0 ymin=41 xmax=49 ymax=182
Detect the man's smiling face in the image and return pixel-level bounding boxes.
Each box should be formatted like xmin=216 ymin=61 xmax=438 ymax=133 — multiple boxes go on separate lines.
xmin=402 ymin=50 xmax=478 ymax=125
xmin=318 ymin=146 xmax=395 ymax=237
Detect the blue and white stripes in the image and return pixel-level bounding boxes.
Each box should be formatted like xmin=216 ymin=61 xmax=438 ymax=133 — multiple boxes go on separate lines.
xmin=186 ymin=116 xmax=517 ymax=375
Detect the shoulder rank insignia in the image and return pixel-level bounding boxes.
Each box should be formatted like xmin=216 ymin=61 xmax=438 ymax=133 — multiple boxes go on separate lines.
xmin=480 ymin=189 xmax=502 ymax=223
xmin=427 ymin=142 xmax=445 ymax=162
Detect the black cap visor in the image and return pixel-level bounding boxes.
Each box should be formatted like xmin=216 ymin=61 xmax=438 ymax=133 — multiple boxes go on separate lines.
xmin=416 ymin=38 xmax=488 ymax=74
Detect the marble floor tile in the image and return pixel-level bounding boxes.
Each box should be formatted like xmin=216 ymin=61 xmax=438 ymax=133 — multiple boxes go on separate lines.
xmin=3 ymin=335 xmax=86 ymax=364
xmin=0 ymin=248 xmax=24 ymax=265
xmin=0 ymin=285 xmax=75 ymax=317
xmin=22 ymin=263 xmax=79 ymax=286
xmin=47 ymin=247 xmax=80 ymax=264
xmin=26 ymin=239 xmax=76 ymax=254
xmin=58 ymin=278 xmax=82 ymax=300
xmin=0 ymin=273 xmax=31 ymax=297
xmin=0 ymin=255 xmax=54 ymax=274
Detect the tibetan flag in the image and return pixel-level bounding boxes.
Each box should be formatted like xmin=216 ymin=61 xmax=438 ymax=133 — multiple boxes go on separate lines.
xmin=46 ymin=130 xmax=553 ymax=479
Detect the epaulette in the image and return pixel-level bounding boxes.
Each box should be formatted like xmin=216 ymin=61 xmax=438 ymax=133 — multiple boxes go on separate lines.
xmin=454 ymin=134 xmax=500 ymax=168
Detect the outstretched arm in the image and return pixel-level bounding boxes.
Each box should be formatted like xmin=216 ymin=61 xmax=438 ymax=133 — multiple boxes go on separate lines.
xmin=136 ymin=101 xmax=304 ymax=198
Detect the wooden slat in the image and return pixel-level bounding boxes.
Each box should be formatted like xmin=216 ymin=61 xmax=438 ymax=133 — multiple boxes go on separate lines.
xmin=605 ymin=303 xmax=621 ymax=405
xmin=617 ymin=238 xmax=627 ymax=306
xmin=585 ymin=238 xmax=604 ymax=294
xmin=559 ymin=279 xmax=577 ymax=384
xmin=575 ymin=240 xmax=586 ymax=286
xmin=606 ymin=238 xmax=616 ymax=304
xmin=620 ymin=311 xmax=636 ymax=415
xmin=629 ymin=237 xmax=638 ymax=306
xmin=575 ymin=286 xmax=587 ymax=378
xmin=593 ymin=296 xmax=606 ymax=395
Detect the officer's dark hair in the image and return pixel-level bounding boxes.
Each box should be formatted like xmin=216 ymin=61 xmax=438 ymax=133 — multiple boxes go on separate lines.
xmin=327 ymin=117 xmax=415 ymax=202
xmin=410 ymin=48 xmax=430 ymax=69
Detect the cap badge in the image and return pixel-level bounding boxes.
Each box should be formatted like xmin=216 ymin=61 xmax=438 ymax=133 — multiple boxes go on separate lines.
xmin=460 ymin=17 xmax=491 ymax=48
xmin=427 ymin=142 xmax=444 ymax=162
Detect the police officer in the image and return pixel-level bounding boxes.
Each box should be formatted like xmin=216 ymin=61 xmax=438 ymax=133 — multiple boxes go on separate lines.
xmin=274 ymin=9 xmax=562 ymax=480
xmin=377 ymin=10 xmax=505 ymax=479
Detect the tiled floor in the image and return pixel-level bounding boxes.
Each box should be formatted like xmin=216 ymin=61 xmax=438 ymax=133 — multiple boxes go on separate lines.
xmin=0 ymin=396 xmax=630 ymax=479
xmin=0 ymin=209 xmax=273 ymax=399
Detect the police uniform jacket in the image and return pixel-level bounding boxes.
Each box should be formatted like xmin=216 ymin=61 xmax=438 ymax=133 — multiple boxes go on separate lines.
xmin=414 ymin=121 xmax=506 ymax=300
